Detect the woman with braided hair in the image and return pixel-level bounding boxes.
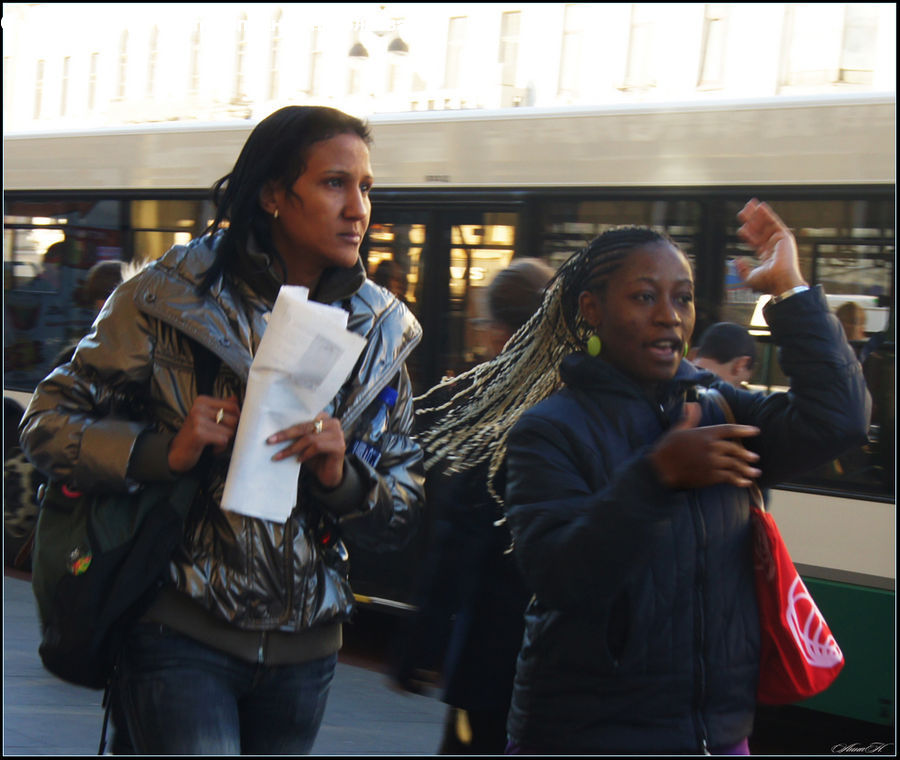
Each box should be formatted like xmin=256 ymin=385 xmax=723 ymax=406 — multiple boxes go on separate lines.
xmin=417 ymin=200 xmax=869 ymax=754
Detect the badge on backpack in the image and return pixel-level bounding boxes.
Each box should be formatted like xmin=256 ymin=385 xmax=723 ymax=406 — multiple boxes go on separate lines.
xmin=67 ymin=546 xmax=92 ymax=575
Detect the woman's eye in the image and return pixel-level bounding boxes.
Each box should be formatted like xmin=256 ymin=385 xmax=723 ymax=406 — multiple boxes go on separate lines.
xmin=634 ymin=292 xmax=654 ymax=303
xmin=677 ymin=293 xmax=694 ymax=305
xmin=360 ymin=183 xmax=372 ymax=194
xmin=326 ymin=177 xmax=344 ymax=188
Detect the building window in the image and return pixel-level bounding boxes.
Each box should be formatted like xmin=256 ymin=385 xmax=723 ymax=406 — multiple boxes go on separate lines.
xmin=348 ymin=66 xmax=361 ymax=95
xmin=778 ymin=4 xmax=839 ymax=87
xmin=269 ymin=9 xmax=282 ymax=100
xmin=88 ymin=52 xmax=98 ymax=111
xmin=147 ymin=26 xmax=159 ymax=98
xmin=4 ymin=56 xmax=13 ymax=124
xmin=309 ymin=26 xmax=322 ymax=95
xmin=189 ymin=22 xmax=201 ymax=96
xmin=234 ymin=13 xmax=248 ymax=99
xmin=117 ymin=30 xmax=128 ymax=99
xmin=387 ymin=62 xmax=400 ymax=93
xmin=622 ymin=3 xmax=655 ymax=91
xmin=445 ymin=16 xmax=467 ymax=89
xmin=60 ymin=56 xmax=71 ymax=116
xmin=499 ymin=11 xmax=521 ymax=88
xmin=558 ymin=4 xmax=583 ymax=96
xmin=697 ymin=4 xmax=728 ymax=89
xmin=34 ymin=59 xmax=45 ymax=119
xmin=839 ymin=3 xmax=877 ymax=84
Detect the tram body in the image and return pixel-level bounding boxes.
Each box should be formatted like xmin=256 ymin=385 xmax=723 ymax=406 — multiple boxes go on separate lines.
xmin=4 ymin=93 xmax=894 ymax=727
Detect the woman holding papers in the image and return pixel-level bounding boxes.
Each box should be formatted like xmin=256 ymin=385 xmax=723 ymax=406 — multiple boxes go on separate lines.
xmin=19 ymin=106 xmax=425 ymax=754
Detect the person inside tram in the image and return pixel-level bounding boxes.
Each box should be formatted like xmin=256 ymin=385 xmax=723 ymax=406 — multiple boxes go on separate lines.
xmin=415 ymin=199 xmax=869 ymax=754
xmin=688 ymin=321 xmax=757 ymax=389
xmin=51 ymin=259 xmax=125 ymax=368
xmin=372 ymin=258 xmax=409 ymax=302
xmin=4 ymin=260 xmax=125 ymax=574
xmin=819 ymin=299 xmax=887 ymax=486
xmin=836 ymin=300 xmax=867 ymax=343
xmin=19 ymin=105 xmax=425 ymax=755
xmin=393 ymin=257 xmax=554 ymax=755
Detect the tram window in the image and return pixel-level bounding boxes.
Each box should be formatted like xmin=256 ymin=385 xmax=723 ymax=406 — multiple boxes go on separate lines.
xmin=446 ymin=217 xmax=516 ymax=376
xmin=132 ymin=230 xmax=194 ymax=266
xmin=364 ymin=219 xmax=433 ymax=393
xmin=365 ymin=223 xmax=423 ymax=308
xmin=130 ymin=199 xmax=215 ymax=265
xmin=539 ymin=199 xmax=702 ymax=268
xmin=720 ymin=198 xmax=895 ymax=498
xmin=130 ymin=200 xmax=214 ymax=239
xmin=4 ymin=200 xmax=124 ymax=392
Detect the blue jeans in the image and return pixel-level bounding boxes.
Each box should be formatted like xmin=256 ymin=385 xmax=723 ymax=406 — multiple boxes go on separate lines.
xmin=118 ymin=622 xmax=337 ymax=754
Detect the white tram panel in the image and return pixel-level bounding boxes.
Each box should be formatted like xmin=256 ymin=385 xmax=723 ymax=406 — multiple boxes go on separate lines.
xmin=371 ymin=93 xmax=896 ymax=188
xmin=3 ymin=93 xmax=895 ymax=193
xmin=3 ymin=121 xmax=250 ymax=193
xmin=769 ymin=489 xmax=895 ymax=591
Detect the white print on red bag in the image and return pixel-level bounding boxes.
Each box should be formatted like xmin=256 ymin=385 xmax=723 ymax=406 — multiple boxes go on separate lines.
xmin=784 ymin=576 xmax=844 ymax=668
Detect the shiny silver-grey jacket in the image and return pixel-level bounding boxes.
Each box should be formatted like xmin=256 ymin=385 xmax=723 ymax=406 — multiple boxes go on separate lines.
xmin=20 ymin=232 xmax=425 ymax=631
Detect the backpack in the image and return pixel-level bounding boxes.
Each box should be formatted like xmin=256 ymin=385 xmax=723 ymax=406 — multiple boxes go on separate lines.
xmin=30 ymin=339 xmax=220 ymax=690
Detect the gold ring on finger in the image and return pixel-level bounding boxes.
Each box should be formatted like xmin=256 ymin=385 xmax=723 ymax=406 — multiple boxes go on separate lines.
xmin=215 ymin=408 xmax=225 ymax=424
xmin=313 ymin=419 xmax=324 ymax=435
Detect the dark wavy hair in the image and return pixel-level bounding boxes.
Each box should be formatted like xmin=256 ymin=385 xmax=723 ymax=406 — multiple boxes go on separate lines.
xmin=198 ymin=106 xmax=372 ymax=292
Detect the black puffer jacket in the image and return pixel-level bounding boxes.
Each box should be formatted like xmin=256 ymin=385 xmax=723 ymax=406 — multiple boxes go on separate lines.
xmin=504 ymin=286 xmax=869 ymax=754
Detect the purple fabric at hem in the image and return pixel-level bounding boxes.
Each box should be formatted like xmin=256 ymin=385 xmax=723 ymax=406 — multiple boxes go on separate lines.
xmin=505 ymin=737 xmax=750 ymax=755
xmin=711 ymin=737 xmax=751 ymax=755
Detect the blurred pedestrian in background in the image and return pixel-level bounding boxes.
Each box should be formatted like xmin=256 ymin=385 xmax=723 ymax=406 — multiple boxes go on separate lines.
xmin=51 ymin=260 xmax=125 ymax=368
xmin=689 ymin=321 xmax=757 ymax=388
xmin=393 ymin=258 xmax=553 ymax=754
xmin=19 ymin=105 xmax=425 ymax=755
xmin=80 ymin=259 xmax=125 ymax=314
xmin=5 ymin=260 xmax=126 ymax=573
xmin=836 ymin=301 xmax=867 ymax=343
xmin=416 ymin=199 xmax=868 ymax=754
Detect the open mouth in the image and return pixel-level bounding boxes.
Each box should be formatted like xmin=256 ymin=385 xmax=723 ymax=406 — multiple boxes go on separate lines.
xmin=647 ymin=339 xmax=682 ymax=360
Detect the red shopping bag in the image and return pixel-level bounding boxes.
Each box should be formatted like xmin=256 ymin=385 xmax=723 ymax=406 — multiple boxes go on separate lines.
xmin=750 ymin=492 xmax=845 ymax=705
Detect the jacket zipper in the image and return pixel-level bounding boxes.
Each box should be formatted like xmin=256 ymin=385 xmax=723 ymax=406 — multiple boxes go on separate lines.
xmin=257 ymin=631 xmax=267 ymax=665
xmin=285 ymin=516 xmax=296 ymax=629
xmin=689 ymin=490 xmax=710 ymax=753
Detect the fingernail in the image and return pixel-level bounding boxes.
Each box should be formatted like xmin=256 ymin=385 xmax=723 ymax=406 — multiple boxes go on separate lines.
xmin=266 ymin=434 xmax=278 ymax=444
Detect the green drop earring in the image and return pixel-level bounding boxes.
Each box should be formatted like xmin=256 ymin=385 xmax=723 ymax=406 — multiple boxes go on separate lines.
xmin=683 ymin=342 xmax=690 ymax=358
xmin=587 ymin=334 xmax=602 ymax=357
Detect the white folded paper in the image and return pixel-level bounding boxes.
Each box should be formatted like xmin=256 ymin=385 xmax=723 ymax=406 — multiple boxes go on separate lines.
xmin=221 ymin=285 xmax=366 ymax=522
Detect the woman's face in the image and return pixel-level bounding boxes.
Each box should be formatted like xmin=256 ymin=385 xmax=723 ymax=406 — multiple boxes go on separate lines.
xmin=262 ymin=133 xmax=373 ymax=287
xmin=579 ymin=242 xmax=695 ymax=392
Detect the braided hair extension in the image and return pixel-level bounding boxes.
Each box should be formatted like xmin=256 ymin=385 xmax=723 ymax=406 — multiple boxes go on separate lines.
xmin=414 ymin=226 xmax=675 ymax=507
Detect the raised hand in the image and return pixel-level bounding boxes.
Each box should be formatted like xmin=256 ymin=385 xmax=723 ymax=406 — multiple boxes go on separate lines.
xmin=735 ymin=198 xmax=807 ymax=297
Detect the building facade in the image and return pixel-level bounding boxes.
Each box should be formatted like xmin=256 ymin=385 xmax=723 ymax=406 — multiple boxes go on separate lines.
xmin=2 ymin=3 xmax=896 ymax=131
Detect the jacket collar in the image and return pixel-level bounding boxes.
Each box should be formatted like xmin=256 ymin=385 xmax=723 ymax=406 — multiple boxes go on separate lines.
xmin=560 ymin=352 xmax=716 ymax=403
xmin=229 ymin=232 xmax=367 ymax=306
